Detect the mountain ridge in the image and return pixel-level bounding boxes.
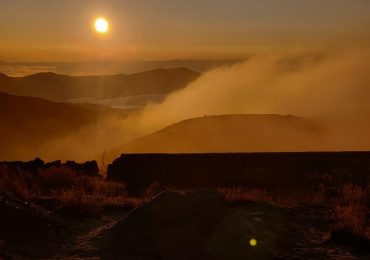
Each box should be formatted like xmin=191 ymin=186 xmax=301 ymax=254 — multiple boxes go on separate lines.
xmin=0 ymin=68 xmax=200 ymax=101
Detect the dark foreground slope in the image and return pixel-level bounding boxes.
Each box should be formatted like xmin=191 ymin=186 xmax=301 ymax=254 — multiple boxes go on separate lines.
xmin=108 ymin=152 xmax=370 ymax=194
xmin=1 ymin=159 xmax=368 ymax=259
xmin=96 ymin=190 xmax=369 ymax=260
xmin=0 ymin=68 xmax=200 ymax=100
xmin=0 ymin=91 xmax=129 ymax=161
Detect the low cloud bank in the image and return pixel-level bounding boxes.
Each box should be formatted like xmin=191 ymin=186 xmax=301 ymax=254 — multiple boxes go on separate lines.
xmin=136 ymin=49 xmax=370 ymax=131
xmin=5 ymin=48 xmax=370 ymax=162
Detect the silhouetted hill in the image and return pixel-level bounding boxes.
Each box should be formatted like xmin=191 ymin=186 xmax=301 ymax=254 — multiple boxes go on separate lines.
xmin=106 ymin=114 xmax=325 ymax=161
xmin=0 ymin=72 xmax=9 ymax=78
xmin=0 ymin=68 xmax=200 ymax=101
xmin=0 ymin=91 xmax=129 ymax=161
xmin=0 ymin=60 xmax=237 ymax=76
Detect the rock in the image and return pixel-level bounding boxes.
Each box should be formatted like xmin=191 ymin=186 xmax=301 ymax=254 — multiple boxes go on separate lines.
xmin=99 ymin=190 xmax=228 ymax=259
xmin=325 ymin=228 xmax=370 ymax=251
xmin=0 ymin=158 xmax=44 ymax=173
xmin=0 ymin=158 xmax=100 ymax=176
xmin=97 ymin=191 xmax=328 ymax=259
xmin=64 ymin=160 xmax=99 ymax=176
xmin=0 ymin=192 xmax=63 ymax=239
xmin=45 ymin=160 xmax=62 ymax=168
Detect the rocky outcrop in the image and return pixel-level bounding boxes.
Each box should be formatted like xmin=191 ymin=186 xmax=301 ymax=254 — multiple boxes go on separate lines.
xmin=64 ymin=160 xmax=100 ymax=176
xmin=0 ymin=158 xmax=100 ymax=176
xmin=98 ymin=190 xmax=229 ymax=259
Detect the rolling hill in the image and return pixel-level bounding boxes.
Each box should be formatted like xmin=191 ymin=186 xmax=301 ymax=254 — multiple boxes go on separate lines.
xmin=0 ymin=68 xmax=200 ymax=101
xmin=0 ymin=91 xmax=130 ymax=161
xmin=106 ymin=113 xmax=370 ymax=163
xmin=105 ymin=114 xmax=326 ymax=161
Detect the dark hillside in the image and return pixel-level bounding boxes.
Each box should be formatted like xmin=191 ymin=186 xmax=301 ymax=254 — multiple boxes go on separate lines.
xmin=0 ymin=91 xmax=129 ymax=161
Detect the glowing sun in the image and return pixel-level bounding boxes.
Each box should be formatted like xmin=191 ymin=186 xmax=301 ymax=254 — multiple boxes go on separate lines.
xmin=94 ymin=17 xmax=109 ymax=34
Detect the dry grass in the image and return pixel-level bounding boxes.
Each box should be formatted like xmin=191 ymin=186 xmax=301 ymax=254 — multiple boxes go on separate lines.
xmin=331 ymin=183 xmax=369 ymax=238
xmin=1 ymin=164 xmax=368 ymax=237
xmin=218 ymin=187 xmax=298 ymax=207
xmin=0 ymin=165 xmax=143 ymax=216
xmin=219 ymin=183 xmax=369 ymax=239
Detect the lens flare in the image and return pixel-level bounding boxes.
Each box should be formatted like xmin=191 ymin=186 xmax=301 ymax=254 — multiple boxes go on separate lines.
xmin=249 ymin=238 xmax=257 ymax=247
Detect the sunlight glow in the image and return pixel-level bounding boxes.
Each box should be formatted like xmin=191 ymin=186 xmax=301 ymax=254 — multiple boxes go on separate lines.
xmin=94 ymin=18 xmax=109 ymax=34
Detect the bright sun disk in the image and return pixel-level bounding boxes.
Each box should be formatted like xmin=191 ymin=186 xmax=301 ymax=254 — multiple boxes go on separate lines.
xmin=95 ymin=18 xmax=109 ymax=34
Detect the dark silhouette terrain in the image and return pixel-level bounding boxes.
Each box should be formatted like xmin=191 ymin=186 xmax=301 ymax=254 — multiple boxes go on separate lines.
xmin=0 ymin=60 xmax=237 ymax=76
xmin=107 ymin=152 xmax=369 ymax=194
xmin=0 ymin=158 xmax=100 ymax=177
xmin=0 ymin=68 xmax=200 ymax=101
xmin=96 ymin=190 xmax=369 ymax=259
xmin=0 ymin=154 xmax=369 ymax=259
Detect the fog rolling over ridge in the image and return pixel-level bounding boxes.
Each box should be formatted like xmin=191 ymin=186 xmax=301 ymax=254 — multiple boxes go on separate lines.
xmin=0 ymin=68 xmax=200 ymax=161
xmin=108 ymin=49 xmax=370 ymax=158
xmin=2 ymin=49 xmax=370 ymax=162
xmin=0 ymin=91 xmax=132 ymax=161
xmin=137 ymin=49 xmax=370 ymax=130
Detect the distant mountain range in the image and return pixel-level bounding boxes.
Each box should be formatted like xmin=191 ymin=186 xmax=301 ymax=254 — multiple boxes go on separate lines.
xmin=0 ymin=59 xmax=237 ymax=76
xmin=0 ymin=68 xmax=200 ymax=101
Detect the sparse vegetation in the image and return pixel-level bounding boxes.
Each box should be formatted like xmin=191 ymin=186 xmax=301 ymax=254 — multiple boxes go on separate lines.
xmin=0 ymin=164 xmax=142 ymax=217
xmin=330 ymin=183 xmax=369 ymax=239
xmin=218 ymin=183 xmax=369 ymax=240
xmin=1 ymin=161 xmax=368 ymax=237
xmin=218 ymin=187 xmax=298 ymax=206
xmin=1 ymin=156 xmax=369 ymax=260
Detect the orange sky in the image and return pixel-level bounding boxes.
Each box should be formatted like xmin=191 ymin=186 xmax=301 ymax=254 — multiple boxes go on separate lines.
xmin=1 ymin=0 xmax=370 ymax=61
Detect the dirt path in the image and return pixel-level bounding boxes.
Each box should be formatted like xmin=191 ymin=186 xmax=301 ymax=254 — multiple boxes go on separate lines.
xmin=52 ymin=212 xmax=127 ymax=259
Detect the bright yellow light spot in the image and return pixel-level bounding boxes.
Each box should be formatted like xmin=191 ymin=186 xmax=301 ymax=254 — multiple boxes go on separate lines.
xmin=249 ymin=238 xmax=257 ymax=247
xmin=94 ymin=18 xmax=109 ymax=34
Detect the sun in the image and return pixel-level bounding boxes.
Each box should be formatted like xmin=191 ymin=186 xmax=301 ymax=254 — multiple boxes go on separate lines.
xmin=94 ymin=17 xmax=109 ymax=34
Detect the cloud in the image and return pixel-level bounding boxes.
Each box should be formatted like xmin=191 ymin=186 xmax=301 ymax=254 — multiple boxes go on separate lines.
xmin=135 ymin=48 xmax=370 ymax=132
xmin=5 ymin=48 xmax=370 ymax=162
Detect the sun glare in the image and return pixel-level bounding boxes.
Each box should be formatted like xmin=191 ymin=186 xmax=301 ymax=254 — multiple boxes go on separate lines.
xmin=94 ymin=17 xmax=109 ymax=34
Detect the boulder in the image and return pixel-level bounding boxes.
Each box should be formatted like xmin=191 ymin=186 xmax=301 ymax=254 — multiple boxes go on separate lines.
xmin=99 ymin=190 xmax=228 ymax=259
xmin=0 ymin=158 xmax=100 ymax=176
xmin=0 ymin=192 xmax=63 ymax=239
xmin=64 ymin=160 xmax=99 ymax=176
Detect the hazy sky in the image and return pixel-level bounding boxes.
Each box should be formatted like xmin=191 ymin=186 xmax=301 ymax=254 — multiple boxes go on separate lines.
xmin=1 ymin=0 xmax=370 ymax=61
